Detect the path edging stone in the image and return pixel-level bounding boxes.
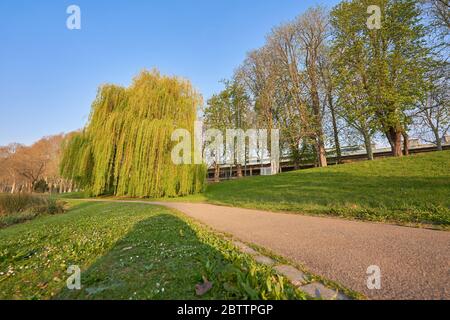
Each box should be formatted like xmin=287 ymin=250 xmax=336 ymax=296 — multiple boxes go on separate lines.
xmin=231 ymin=240 xmax=351 ymax=300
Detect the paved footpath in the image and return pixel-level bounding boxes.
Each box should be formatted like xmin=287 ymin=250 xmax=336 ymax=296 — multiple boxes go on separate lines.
xmin=84 ymin=200 xmax=450 ymax=300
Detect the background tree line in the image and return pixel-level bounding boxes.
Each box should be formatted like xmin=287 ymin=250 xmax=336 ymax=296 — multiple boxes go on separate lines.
xmin=0 ymin=134 xmax=74 ymax=194
xmin=204 ymin=0 xmax=449 ymax=179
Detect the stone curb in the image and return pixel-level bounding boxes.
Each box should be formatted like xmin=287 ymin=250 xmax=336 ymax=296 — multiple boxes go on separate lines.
xmin=232 ymin=240 xmax=351 ymax=300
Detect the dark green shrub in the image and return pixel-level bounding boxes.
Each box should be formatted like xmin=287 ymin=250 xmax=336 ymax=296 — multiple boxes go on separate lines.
xmin=33 ymin=179 xmax=49 ymax=193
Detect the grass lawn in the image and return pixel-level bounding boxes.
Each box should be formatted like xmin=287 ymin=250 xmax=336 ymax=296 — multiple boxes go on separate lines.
xmin=55 ymin=151 xmax=450 ymax=228
xmin=189 ymin=151 xmax=450 ymax=228
xmin=0 ymin=201 xmax=307 ymax=300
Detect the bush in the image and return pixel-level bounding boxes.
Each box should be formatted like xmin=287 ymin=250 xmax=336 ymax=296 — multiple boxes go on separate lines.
xmin=0 ymin=194 xmax=66 ymax=227
xmin=32 ymin=198 xmax=66 ymax=215
xmin=33 ymin=179 xmax=48 ymax=193
xmin=0 ymin=193 xmax=44 ymax=215
xmin=0 ymin=211 xmax=40 ymax=228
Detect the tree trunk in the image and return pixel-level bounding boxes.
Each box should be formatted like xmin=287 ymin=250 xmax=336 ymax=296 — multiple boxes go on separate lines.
xmin=316 ymin=138 xmax=328 ymax=168
xmin=11 ymin=180 xmax=16 ymax=194
xmin=387 ymin=128 xmax=403 ymax=157
xmin=402 ymin=132 xmax=410 ymax=156
xmin=433 ymin=129 xmax=443 ymax=151
xmin=214 ymin=163 xmax=220 ymax=183
xmin=310 ymin=71 xmax=327 ymax=167
xmin=236 ymin=164 xmax=243 ymax=179
xmin=362 ymin=131 xmax=374 ymax=161
xmin=328 ymin=94 xmax=342 ymax=164
xmin=291 ymin=144 xmax=301 ymax=170
xmin=271 ymin=160 xmax=280 ymax=175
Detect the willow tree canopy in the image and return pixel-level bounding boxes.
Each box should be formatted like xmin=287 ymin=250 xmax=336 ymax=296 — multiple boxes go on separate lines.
xmin=60 ymin=70 xmax=206 ymax=198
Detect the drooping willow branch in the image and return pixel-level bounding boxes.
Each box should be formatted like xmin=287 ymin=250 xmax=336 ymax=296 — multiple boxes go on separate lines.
xmin=60 ymin=70 xmax=206 ymax=198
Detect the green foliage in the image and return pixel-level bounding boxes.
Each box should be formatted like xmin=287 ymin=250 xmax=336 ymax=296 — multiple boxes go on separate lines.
xmin=59 ymin=133 xmax=94 ymax=190
xmin=0 ymin=194 xmax=66 ymax=228
xmin=0 ymin=202 xmax=306 ymax=300
xmin=60 ymin=70 xmax=206 ymax=198
xmin=204 ymin=79 xmax=253 ymax=167
xmin=205 ymin=79 xmax=251 ymax=131
xmin=331 ymin=0 xmax=430 ymax=141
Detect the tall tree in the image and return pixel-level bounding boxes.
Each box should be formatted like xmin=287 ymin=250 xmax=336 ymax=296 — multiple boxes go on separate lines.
xmin=239 ymin=47 xmax=282 ymax=174
xmin=204 ymin=79 xmax=252 ymax=180
xmin=265 ymin=22 xmax=313 ymax=169
xmin=319 ymin=46 xmax=343 ymax=163
xmin=60 ymin=70 xmax=206 ymax=198
xmin=413 ymin=1 xmax=449 ymax=150
xmin=238 ymin=8 xmax=332 ymax=170
xmin=203 ymin=94 xmax=226 ymax=182
xmin=331 ymin=2 xmax=377 ymax=160
xmin=413 ymin=60 xmax=449 ymax=150
xmin=331 ymin=0 xmax=429 ymax=157
xmin=296 ymin=7 xmax=330 ymax=167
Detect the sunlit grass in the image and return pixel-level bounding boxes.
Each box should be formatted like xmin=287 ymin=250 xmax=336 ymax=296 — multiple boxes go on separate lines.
xmin=0 ymin=201 xmax=306 ymax=300
xmin=184 ymin=151 xmax=450 ymax=227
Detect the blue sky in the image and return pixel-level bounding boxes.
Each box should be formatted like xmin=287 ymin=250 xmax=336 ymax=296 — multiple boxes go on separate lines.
xmin=0 ymin=0 xmax=339 ymax=146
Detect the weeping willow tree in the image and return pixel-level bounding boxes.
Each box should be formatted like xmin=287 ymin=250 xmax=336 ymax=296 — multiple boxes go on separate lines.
xmin=60 ymin=70 xmax=206 ymax=198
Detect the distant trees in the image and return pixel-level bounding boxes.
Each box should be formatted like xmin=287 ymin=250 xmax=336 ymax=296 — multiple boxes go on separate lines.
xmin=0 ymin=135 xmax=66 ymax=193
xmin=204 ymin=79 xmax=252 ymax=181
xmin=0 ymin=144 xmax=21 ymax=193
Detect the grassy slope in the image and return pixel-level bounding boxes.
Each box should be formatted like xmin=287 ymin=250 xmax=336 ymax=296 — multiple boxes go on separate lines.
xmin=197 ymin=151 xmax=450 ymax=227
xmin=0 ymin=201 xmax=306 ymax=300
